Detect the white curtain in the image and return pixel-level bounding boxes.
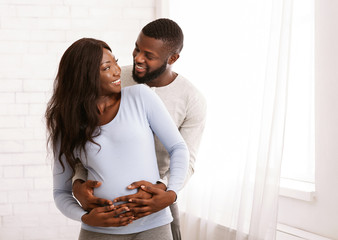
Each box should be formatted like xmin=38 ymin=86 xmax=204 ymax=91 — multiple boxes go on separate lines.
xmin=168 ymin=0 xmax=294 ymax=239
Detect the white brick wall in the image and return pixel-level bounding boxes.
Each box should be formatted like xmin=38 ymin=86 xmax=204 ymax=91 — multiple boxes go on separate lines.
xmin=0 ymin=1 xmax=157 ymax=239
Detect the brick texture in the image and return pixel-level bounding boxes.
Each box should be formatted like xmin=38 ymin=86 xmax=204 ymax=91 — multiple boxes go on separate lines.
xmin=0 ymin=0 xmax=156 ymax=239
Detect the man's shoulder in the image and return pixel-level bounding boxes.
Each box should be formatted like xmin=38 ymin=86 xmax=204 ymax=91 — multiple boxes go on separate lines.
xmin=175 ymin=74 xmax=197 ymax=89
xmin=175 ymin=74 xmax=205 ymax=101
xmin=121 ymin=65 xmax=133 ymax=72
xmin=121 ymin=65 xmax=136 ymax=87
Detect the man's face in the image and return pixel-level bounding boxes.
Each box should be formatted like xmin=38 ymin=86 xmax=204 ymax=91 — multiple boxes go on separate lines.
xmin=132 ymin=32 xmax=170 ymax=84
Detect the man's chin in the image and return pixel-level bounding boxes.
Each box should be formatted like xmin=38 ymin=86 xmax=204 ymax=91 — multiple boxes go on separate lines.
xmin=132 ymin=73 xmax=148 ymax=84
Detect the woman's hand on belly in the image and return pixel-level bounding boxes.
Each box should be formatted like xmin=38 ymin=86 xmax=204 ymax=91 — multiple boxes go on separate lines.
xmin=81 ymin=205 xmax=134 ymax=227
xmin=113 ymin=180 xmax=176 ymax=220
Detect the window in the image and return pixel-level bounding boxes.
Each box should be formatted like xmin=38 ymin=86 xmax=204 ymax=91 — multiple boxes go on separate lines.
xmin=168 ymin=0 xmax=315 ymax=187
xmin=280 ymin=0 xmax=315 ymax=183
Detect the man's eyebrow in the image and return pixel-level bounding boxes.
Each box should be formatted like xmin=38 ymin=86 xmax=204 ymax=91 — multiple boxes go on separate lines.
xmin=145 ymin=50 xmax=155 ymax=55
xmin=135 ymin=43 xmax=157 ymax=57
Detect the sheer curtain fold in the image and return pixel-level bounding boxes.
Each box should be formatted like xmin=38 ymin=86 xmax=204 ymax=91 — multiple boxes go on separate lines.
xmin=169 ymin=0 xmax=293 ymax=239
xmin=242 ymin=0 xmax=293 ymax=239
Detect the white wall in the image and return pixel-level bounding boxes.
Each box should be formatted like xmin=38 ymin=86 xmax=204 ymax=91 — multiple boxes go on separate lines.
xmin=277 ymin=0 xmax=338 ymax=239
xmin=1 ymin=1 xmax=337 ymax=240
xmin=0 ymin=1 xmax=156 ymax=239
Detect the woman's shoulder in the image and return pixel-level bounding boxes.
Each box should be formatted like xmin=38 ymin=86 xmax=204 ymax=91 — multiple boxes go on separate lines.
xmin=123 ymin=84 xmax=151 ymax=95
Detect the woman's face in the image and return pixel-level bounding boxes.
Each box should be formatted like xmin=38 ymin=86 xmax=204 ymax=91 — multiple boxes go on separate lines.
xmin=99 ymin=48 xmax=121 ymax=96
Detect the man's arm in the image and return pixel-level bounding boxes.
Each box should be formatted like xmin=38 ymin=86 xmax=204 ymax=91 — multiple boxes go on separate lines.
xmin=162 ymin=91 xmax=207 ymax=187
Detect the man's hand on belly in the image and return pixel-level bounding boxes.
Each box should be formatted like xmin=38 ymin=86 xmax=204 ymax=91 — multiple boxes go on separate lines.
xmin=81 ymin=205 xmax=134 ymax=227
xmin=73 ymin=179 xmax=113 ymax=211
xmin=113 ymin=180 xmax=176 ymax=220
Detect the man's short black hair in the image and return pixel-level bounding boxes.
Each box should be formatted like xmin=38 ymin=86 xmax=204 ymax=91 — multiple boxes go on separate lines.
xmin=142 ymin=18 xmax=184 ymax=54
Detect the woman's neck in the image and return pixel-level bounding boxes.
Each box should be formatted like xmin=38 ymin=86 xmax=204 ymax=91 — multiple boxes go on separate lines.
xmin=96 ymin=93 xmax=121 ymax=125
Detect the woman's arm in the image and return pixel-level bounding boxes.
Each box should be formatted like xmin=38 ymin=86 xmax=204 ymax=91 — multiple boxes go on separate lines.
xmin=52 ymin=154 xmax=88 ymax=221
xmin=141 ymin=85 xmax=189 ymax=195
xmin=53 ymin=152 xmax=134 ymax=226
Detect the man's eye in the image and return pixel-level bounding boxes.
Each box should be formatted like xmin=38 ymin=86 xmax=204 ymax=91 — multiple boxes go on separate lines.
xmin=115 ymin=58 xmax=119 ymax=63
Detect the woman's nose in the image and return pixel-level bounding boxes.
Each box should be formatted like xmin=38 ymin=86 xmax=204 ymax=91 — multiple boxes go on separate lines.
xmin=113 ymin=64 xmax=121 ymax=76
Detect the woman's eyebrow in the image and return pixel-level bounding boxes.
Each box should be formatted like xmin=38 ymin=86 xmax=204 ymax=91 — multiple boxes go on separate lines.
xmin=100 ymin=60 xmax=111 ymax=65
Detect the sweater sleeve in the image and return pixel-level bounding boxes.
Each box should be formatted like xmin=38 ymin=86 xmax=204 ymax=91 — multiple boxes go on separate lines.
xmin=139 ymin=85 xmax=189 ymax=194
xmin=53 ymin=149 xmax=87 ymax=222
xmin=178 ymin=90 xmax=207 ymax=186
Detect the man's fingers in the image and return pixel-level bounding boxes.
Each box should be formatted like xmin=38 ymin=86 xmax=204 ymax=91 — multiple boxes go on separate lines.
xmin=134 ymin=211 xmax=152 ymax=219
xmin=110 ymin=216 xmax=134 ymax=226
xmin=128 ymin=197 xmax=150 ymax=206
xmin=114 ymin=206 xmax=131 ymax=215
xmin=93 ymin=205 xmax=131 ymax=215
xmin=117 ymin=211 xmax=134 ymax=218
xmin=113 ymin=194 xmax=138 ymax=203
xmin=131 ymin=205 xmax=151 ymax=214
xmin=116 ymin=202 xmax=138 ymax=209
xmin=127 ymin=181 xmax=144 ymax=189
xmin=85 ymin=180 xmax=102 ymax=188
xmin=92 ymin=205 xmax=115 ymax=213
xmin=127 ymin=180 xmax=152 ymax=189
xmin=95 ymin=197 xmax=113 ymax=206
xmin=139 ymin=185 xmax=161 ymax=195
xmin=85 ymin=203 xmax=103 ymax=210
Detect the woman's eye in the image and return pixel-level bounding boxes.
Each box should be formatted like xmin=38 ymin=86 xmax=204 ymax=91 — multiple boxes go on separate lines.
xmin=104 ymin=66 xmax=110 ymax=71
xmin=115 ymin=58 xmax=119 ymax=63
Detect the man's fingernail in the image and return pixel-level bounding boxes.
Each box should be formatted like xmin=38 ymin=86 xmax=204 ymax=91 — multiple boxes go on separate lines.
xmin=125 ymin=207 xmax=130 ymax=211
xmin=141 ymin=185 xmax=145 ymax=189
xmin=129 ymin=199 xmax=132 ymax=202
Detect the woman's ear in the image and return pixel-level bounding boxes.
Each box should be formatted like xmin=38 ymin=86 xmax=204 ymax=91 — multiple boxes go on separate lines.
xmin=168 ymin=53 xmax=180 ymax=65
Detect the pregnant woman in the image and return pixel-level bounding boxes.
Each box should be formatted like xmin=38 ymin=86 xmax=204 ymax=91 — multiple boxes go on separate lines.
xmin=46 ymin=38 xmax=189 ymax=240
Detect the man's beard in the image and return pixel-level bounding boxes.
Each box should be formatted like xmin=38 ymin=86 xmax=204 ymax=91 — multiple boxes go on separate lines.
xmin=132 ymin=60 xmax=167 ymax=84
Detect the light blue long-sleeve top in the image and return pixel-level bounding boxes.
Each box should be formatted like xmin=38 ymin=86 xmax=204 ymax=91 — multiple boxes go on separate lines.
xmin=53 ymin=84 xmax=189 ymax=234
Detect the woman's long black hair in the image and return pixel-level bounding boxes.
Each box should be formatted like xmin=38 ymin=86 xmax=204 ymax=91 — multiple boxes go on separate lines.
xmin=46 ymin=38 xmax=111 ymax=177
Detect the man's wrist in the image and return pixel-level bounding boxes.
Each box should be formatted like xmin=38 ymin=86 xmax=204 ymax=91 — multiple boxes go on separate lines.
xmin=81 ymin=213 xmax=88 ymax=223
xmin=73 ymin=179 xmax=84 ymax=186
xmin=72 ymin=179 xmax=85 ymax=194
xmin=166 ymin=190 xmax=177 ymax=204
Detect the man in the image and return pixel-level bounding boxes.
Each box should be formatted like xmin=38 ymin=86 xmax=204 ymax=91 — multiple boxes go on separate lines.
xmin=72 ymin=18 xmax=206 ymax=239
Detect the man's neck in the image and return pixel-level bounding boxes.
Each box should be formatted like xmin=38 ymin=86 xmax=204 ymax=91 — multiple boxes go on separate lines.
xmin=146 ymin=71 xmax=178 ymax=88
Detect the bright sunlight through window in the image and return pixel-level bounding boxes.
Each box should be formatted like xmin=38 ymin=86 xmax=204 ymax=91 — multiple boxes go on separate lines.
xmin=169 ymin=0 xmax=315 ymax=185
